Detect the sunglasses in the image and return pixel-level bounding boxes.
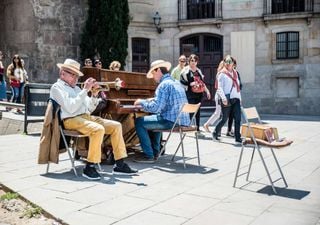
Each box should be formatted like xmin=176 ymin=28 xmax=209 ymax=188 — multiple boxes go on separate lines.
xmin=224 ymin=59 xmax=233 ymax=65
xmin=179 ymin=60 xmax=186 ymax=63
xmin=64 ymin=70 xmax=78 ymax=77
xmin=95 ymin=62 xmax=102 ymax=65
xmin=189 ymin=59 xmax=197 ymax=63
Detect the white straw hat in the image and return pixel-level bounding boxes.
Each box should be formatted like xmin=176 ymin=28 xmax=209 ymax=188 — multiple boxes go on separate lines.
xmin=146 ymin=60 xmax=171 ymax=78
xmin=57 ymin=58 xmax=83 ymax=76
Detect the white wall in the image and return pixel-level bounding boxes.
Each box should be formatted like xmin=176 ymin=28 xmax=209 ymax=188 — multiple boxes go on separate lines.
xmin=231 ymin=31 xmax=255 ymax=83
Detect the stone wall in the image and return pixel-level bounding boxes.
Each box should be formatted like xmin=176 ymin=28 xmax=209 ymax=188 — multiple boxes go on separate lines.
xmin=0 ymin=0 xmax=88 ymax=83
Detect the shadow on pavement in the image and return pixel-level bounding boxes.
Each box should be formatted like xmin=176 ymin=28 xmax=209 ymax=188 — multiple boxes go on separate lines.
xmin=257 ymin=186 xmax=311 ymax=199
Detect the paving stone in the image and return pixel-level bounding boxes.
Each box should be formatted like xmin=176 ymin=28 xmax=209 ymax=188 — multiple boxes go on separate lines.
xmin=83 ymin=195 xmax=154 ymax=219
xmin=0 ymin=115 xmax=319 ymax=225
xmin=63 ymin=211 xmax=116 ymax=225
xmin=114 ymin=210 xmax=187 ymax=225
xmin=184 ymin=208 xmax=254 ymax=225
xmin=149 ymin=193 xmax=219 ymax=218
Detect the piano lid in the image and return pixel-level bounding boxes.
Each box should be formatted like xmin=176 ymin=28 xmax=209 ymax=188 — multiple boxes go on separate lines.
xmin=81 ymin=67 xmax=157 ymax=100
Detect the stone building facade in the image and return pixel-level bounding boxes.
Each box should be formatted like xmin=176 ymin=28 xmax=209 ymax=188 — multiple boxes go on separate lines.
xmin=0 ymin=0 xmax=319 ymax=115
xmin=127 ymin=0 xmax=320 ymax=115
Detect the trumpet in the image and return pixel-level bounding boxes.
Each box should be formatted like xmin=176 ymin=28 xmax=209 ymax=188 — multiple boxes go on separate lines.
xmin=79 ymin=78 xmax=125 ymax=93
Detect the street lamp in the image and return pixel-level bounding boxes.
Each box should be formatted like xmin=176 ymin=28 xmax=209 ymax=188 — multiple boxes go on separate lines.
xmin=153 ymin=12 xmax=163 ymax=34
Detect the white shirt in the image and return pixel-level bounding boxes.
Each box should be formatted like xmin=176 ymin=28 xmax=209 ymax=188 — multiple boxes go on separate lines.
xmin=217 ymin=71 xmax=241 ymax=101
xmin=50 ymin=79 xmax=100 ymax=120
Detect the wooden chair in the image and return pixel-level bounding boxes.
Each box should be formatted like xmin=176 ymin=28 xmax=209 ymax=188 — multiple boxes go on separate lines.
xmin=155 ymin=103 xmax=201 ymax=168
xmin=233 ymin=107 xmax=291 ymax=194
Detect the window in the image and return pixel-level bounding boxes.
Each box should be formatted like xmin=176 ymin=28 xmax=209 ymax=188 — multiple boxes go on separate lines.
xmin=187 ymin=0 xmax=216 ymax=19
xmin=132 ymin=38 xmax=149 ymax=73
xmin=272 ymin=0 xmax=305 ymax=14
xmin=276 ymin=32 xmax=299 ymax=59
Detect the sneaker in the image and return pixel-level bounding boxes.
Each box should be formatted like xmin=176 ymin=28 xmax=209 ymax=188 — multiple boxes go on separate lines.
xmin=113 ymin=163 xmax=138 ymax=175
xmin=133 ymin=155 xmax=155 ymax=164
xmin=235 ymin=138 xmax=243 ymax=143
xmin=196 ymin=131 xmax=206 ymax=138
xmin=82 ymin=165 xmax=101 ymax=180
xmin=226 ymin=131 xmax=234 ymax=137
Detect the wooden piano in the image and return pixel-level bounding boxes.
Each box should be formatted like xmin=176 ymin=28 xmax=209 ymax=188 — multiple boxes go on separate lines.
xmin=81 ymin=67 xmax=157 ymax=150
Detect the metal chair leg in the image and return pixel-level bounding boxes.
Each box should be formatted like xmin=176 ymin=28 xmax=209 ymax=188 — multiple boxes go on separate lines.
xmin=233 ymin=145 xmax=245 ymax=187
xmin=195 ymin=131 xmax=200 ymax=166
xmin=97 ymin=163 xmax=103 ymax=172
xmin=246 ymin=146 xmax=256 ymax=181
xmin=171 ymin=133 xmax=186 ymax=161
xmin=270 ymin=148 xmax=288 ymax=187
xmin=66 ymin=147 xmax=78 ymax=176
xmin=46 ymin=163 xmax=50 ymax=174
xmin=257 ymin=147 xmax=277 ymax=194
xmin=179 ymin=130 xmax=186 ymax=169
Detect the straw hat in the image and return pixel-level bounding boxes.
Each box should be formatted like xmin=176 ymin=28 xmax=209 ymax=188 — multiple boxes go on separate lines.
xmin=57 ymin=58 xmax=83 ymax=76
xmin=146 ymin=60 xmax=171 ymax=79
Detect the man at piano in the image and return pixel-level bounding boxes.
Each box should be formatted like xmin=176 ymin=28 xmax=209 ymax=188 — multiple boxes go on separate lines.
xmin=133 ymin=60 xmax=190 ymax=163
xmin=50 ymin=58 xmax=138 ymax=180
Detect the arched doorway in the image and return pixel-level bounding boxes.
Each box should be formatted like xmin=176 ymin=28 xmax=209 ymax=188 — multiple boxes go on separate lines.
xmin=180 ymin=33 xmax=223 ymax=106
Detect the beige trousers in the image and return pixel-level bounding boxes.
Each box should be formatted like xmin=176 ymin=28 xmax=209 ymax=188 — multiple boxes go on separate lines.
xmin=63 ymin=114 xmax=127 ymax=163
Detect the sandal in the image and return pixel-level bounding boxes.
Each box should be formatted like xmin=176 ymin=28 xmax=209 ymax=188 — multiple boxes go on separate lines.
xmin=203 ymin=123 xmax=210 ymax=133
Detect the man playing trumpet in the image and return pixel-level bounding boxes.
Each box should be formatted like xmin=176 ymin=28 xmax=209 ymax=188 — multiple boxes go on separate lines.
xmin=50 ymin=58 xmax=138 ymax=180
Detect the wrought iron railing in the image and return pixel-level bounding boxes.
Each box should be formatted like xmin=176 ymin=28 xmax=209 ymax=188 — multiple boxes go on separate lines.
xmin=264 ymin=0 xmax=314 ymax=14
xmin=178 ymin=0 xmax=222 ymax=20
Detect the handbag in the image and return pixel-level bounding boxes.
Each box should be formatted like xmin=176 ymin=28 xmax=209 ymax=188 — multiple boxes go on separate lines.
xmin=10 ymin=79 xmax=20 ymax=88
xmin=219 ymin=86 xmax=233 ymax=107
xmin=191 ymin=75 xmax=205 ymax=93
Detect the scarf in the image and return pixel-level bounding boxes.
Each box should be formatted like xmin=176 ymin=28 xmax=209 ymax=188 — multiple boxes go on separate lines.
xmin=220 ymin=68 xmax=240 ymax=92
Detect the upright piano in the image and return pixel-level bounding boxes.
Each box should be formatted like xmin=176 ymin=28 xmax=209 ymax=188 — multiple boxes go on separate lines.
xmin=81 ymin=67 xmax=157 ymax=149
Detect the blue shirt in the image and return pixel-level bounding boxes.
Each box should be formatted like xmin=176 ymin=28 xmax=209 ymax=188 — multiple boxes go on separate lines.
xmin=140 ymin=73 xmax=190 ymax=126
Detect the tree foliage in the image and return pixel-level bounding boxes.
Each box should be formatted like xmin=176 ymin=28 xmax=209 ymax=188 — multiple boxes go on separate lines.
xmin=80 ymin=0 xmax=129 ymax=69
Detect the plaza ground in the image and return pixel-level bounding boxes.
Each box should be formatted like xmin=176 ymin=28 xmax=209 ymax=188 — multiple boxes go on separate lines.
xmin=0 ymin=111 xmax=319 ymax=225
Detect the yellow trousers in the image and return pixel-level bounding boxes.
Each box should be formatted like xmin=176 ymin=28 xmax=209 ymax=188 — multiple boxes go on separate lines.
xmin=63 ymin=114 xmax=127 ymax=163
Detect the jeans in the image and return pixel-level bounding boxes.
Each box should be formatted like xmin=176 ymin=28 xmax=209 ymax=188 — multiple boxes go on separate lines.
xmin=215 ymin=98 xmax=241 ymax=140
xmin=135 ymin=114 xmax=174 ymax=159
xmin=18 ymin=82 xmax=25 ymax=103
xmin=11 ymin=86 xmax=20 ymax=103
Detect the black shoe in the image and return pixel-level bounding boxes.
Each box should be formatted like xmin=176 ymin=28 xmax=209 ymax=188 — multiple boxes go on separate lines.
xmin=212 ymin=132 xmax=220 ymax=141
xmin=133 ymin=155 xmax=155 ymax=164
xmin=113 ymin=163 xmax=138 ymax=175
xmin=83 ymin=165 xmax=101 ymax=180
xmin=226 ymin=131 xmax=234 ymax=137
xmin=235 ymin=138 xmax=242 ymax=143
xmin=154 ymin=148 xmax=166 ymax=160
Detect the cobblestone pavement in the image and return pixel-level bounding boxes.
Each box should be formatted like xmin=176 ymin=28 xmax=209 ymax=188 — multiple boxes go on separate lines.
xmin=0 ymin=111 xmax=320 ymax=225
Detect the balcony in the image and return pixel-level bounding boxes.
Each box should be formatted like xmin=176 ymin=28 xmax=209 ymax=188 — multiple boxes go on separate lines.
xmin=178 ymin=0 xmax=222 ymax=24
xmin=263 ymin=0 xmax=316 ymax=23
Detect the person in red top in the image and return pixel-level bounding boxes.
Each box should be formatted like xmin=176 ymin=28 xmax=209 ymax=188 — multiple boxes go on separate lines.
xmin=180 ymin=54 xmax=211 ymax=135
xmin=6 ymin=54 xmax=27 ymax=114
